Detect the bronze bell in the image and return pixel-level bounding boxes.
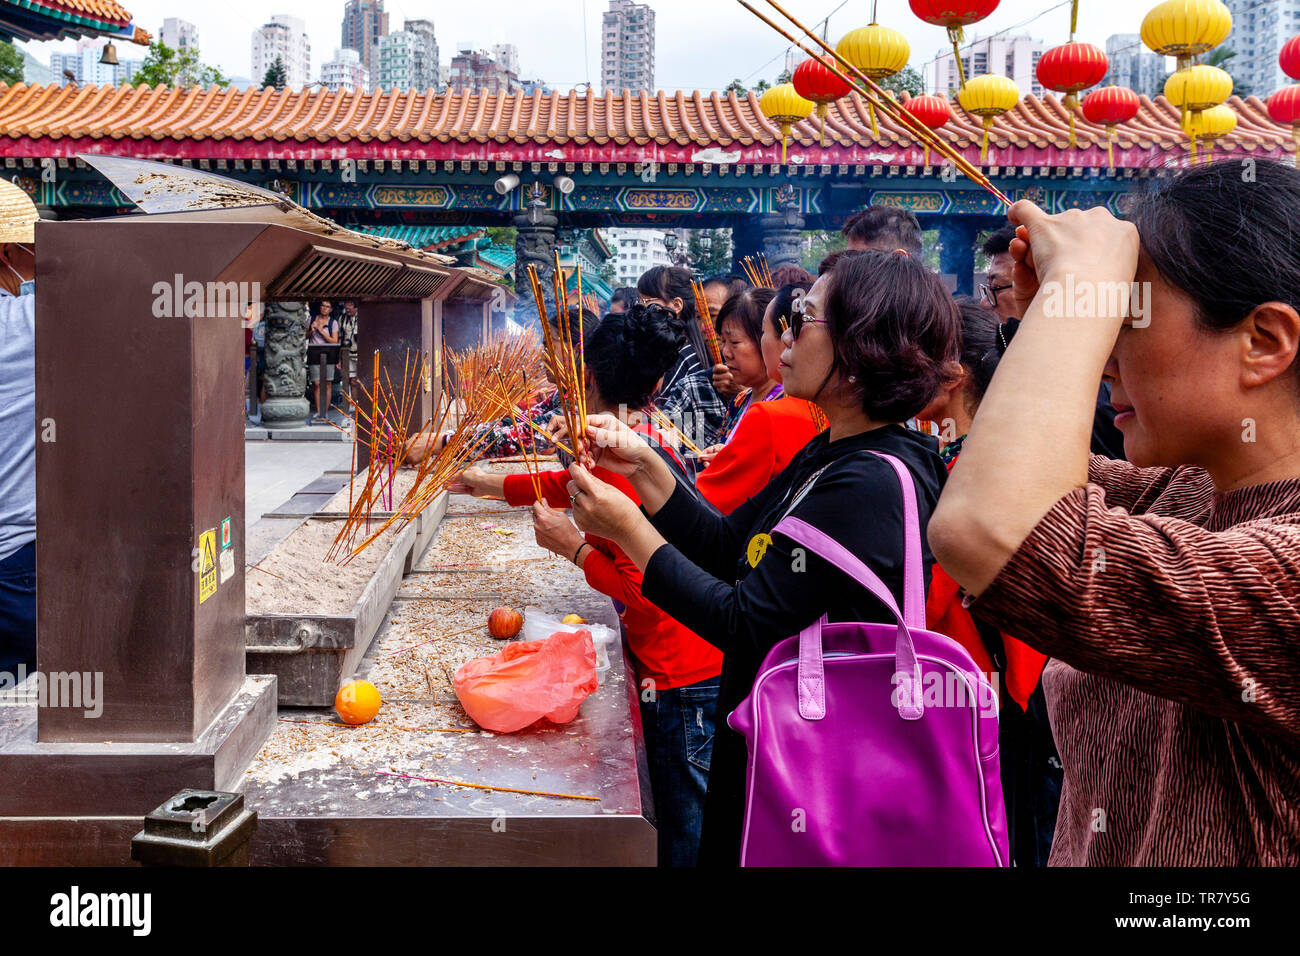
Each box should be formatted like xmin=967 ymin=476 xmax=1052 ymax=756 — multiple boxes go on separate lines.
xmin=100 ymin=42 xmax=119 ymax=66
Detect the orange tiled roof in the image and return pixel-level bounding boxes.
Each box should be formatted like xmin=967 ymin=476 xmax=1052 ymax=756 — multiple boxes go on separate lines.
xmin=0 ymin=82 xmax=1290 ymax=164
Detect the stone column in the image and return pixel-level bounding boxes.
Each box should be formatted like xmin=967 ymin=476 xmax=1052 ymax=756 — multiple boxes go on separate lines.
xmin=938 ymin=218 xmax=981 ymax=297
xmin=754 ymin=197 xmax=806 ymax=272
xmin=260 ymin=300 xmax=309 ymax=428
xmin=513 ymin=209 xmax=558 ymax=318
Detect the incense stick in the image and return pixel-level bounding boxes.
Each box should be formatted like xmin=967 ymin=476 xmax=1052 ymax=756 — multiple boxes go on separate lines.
xmin=738 ymin=0 xmax=1011 ymax=207
xmin=373 ymin=770 xmax=600 ymax=802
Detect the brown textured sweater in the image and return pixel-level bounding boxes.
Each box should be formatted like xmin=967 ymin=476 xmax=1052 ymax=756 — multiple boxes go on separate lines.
xmin=972 ymin=455 xmax=1300 ymax=866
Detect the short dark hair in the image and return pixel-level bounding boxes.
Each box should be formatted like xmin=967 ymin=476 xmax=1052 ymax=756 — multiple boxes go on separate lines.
xmin=1130 ymin=158 xmax=1300 ymax=347
xmin=770 ymin=264 xmax=815 ymax=289
xmin=950 ymin=295 xmax=1002 ymax=404
xmin=716 ymin=286 xmax=777 ymax=349
xmin=549 ymin=306 xmax=601 ymax=353
xmin=770 ymin=281 xmax=814 ymax=331
xmin=609 ymin=287 xmax=639 ymax=311
xmin=703 ymin=273 xmax=750 ymax=302
xmin=822 ymin=251 xmax=960 ymax=421
xmin=841 ymin=205 xmax=923 ymax=256
xmin=981 ymin=224 xmax=1018 ymax=259
xmin=586 ymin=304 xmax=683 ymax=408
xmin=818 ymin=249 xmax=866 ymax=275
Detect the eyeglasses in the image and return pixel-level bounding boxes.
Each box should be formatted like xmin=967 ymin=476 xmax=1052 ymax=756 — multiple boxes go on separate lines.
xmin=980 ymin=283 xmax=1013 ymax=308
xmin=788 ymin=299 xmax=827 ymax=341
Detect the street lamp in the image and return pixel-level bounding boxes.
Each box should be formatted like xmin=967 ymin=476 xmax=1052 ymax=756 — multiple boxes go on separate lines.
xmin=701 ymin=232 xmax=713 ymax=252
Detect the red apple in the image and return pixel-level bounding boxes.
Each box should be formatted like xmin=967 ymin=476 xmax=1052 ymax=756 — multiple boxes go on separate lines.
xmin=488 ymin=607 xmax=523 ymax=640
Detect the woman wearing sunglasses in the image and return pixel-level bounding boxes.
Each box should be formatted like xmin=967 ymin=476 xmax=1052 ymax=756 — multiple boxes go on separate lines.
xmin=556 ymin=251 xmax=959 ymax=866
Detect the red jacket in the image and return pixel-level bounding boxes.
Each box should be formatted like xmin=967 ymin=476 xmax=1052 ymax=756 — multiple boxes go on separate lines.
xmin=696 ymin=395 xmax=821 ymax=514
xmin=502 ymin=430 xmax=723 ymax=691
xmin=924 ymin=450 xmax=1048 ymax=711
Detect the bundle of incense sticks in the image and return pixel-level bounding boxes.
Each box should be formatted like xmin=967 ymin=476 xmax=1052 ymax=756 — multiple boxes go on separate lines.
xmin=648 ymin=406 xmax=704 ymax=456
xmin=690 ymin=278 xmax=724 ymax=367
xmin=737 ymin=0 xmax=1011 ymax=208
xmin=525 ymin=256 xmax=590 ymax=461
xmin=327 ymin=338 xmax=532 ymax=563
xmin=740 ymin=253 xmax=774 ymax=289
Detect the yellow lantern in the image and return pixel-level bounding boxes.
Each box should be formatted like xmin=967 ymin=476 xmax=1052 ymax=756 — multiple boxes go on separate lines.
xmin=1164 ymin=64 xmax=1233 ymax=111
xmin=1141 ymin=0 xmax=1233 ymax=71
xmin=1165 ymin=64 xmax=1232 ymax=158
xmin=837 ymin=23 xmax=911 ymax=136
xmin=1182 ymin=102 xmax=1236 ymax=162
xmin=958 ymin=74 xmax=1020 ymax=162
xmin=759 ymin=83 xmax=814 ymax=164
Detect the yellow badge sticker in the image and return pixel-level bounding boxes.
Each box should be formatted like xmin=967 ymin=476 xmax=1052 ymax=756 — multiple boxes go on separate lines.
xmin=747 ymin=532 xmax=773 ymax=568
xmin=198 ymin=529 xmax=217 ymax=604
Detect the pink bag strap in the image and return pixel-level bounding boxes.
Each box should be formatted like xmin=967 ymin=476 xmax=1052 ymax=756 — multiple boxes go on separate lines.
xmin=773 ymin=452 xmax=927 ymax=721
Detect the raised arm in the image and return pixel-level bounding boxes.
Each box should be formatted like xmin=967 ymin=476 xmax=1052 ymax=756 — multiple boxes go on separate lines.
xmin=929 ymin=202 xmax=1140 ymax=594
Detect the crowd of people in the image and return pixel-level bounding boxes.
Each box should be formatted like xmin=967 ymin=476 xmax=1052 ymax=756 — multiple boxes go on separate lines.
xmin=431 ymin=159 xmax=1300 ymax=869
xmin=245 ymin=298 xmax=361 ymax=425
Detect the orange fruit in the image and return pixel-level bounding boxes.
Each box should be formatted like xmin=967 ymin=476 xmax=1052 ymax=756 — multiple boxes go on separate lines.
xmin=335 ymin=680 xmax=382 ymax=725
xmin=562 ymin=613 xmax=588 ymax=625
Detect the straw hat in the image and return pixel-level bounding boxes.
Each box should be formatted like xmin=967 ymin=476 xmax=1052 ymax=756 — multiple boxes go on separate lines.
xmin=0 ymin=177 xmax=38 ymax=244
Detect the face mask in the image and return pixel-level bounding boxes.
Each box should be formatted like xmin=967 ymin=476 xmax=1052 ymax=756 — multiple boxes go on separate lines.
xmin=4 ymin=245 xmax=33 ymax=294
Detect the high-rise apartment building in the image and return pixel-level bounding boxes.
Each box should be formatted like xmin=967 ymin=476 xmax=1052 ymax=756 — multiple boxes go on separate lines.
xmin=373 ymin=19 xmax=440 ymax=92
xmin=606 ymin=228 xmax=672 ymax=285
xmin=408 ymin=19 xmax=440 ymax=91
xmin=159 ymin=18 xmax=198 ymax=54
xmin=932 ymin=33 xmax=1045 ymax=97
xmin=342 ymin=0 xmax=390 ymax=75
xmin=602 ymin=0 xmax=655 ymax=93
xmin=51 ymin=39 xmax=141 ymax=86
xmin=448 ymin=47 xmax=519 ymax=93
xmin=1225 ymin=0 xmax=1299 ymax=97
xmin=321 ymin=48 xmax=369 ymax=93
xmin=1100 ymin=34 xmax=1168 ymax=99
xmin=252 ymin=16 xmax=311 ymax=90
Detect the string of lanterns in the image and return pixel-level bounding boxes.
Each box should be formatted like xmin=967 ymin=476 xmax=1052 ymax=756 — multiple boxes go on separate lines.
xmin=755 ymin=0 xmax=1289 ymax=171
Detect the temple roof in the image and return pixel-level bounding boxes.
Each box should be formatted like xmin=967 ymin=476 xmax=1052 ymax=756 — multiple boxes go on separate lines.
xmin=0 ymin=0 xmax=149 ymax=44
xmin=0 ymin=82 xmax=1290 ymax=166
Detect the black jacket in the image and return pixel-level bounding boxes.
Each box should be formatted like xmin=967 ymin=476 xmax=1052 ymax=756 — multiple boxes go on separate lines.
xmin=641 ymin=424 xmax=947 ymax=866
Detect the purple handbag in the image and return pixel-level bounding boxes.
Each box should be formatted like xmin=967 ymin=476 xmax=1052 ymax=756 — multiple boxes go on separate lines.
xmin=727 ymin=452 xmax=1009 ymax=867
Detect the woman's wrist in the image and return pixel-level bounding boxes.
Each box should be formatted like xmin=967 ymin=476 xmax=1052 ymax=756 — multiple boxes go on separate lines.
xmin=572 ymin=541 xmax=592 ymax=566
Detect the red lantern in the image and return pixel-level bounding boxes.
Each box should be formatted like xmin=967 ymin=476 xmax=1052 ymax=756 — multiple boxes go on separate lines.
xmin=792 ymin=56 xmax=851 ymax=147
xmin=909 ymin=0 xmax=1000 ymax=86
xmin=902 ymin=93 xmax=951 ymax=165
xmin=1036 ymin=42 xmax=1108 ymax=147
xmin=1281 ymin=35 xmax=1300 ymax=81
xmin=1081 ymin=85 xmax=1140 ymax=168
xmin=1267 ymin=85 xmax=1300 ymax=165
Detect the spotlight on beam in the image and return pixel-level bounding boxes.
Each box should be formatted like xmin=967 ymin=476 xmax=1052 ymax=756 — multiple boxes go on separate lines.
xmin=493 ymin=173 xmax=520 ymax=195
xmin=552 ymin=174 xmax=576 ymax=195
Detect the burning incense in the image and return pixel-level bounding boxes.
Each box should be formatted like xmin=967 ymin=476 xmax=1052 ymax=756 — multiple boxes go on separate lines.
xmin=691 ymin=278 xmax=724 ymax=367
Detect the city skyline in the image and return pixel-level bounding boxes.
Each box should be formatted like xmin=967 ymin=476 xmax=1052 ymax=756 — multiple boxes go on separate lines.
xmin=14 ymin=0 xmax=1295 ymax=97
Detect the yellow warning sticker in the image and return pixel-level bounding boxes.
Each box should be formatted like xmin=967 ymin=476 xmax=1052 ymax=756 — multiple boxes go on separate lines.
xmin=199 ymin=529 xmax=217 ymax=604
xmin=747 ymin=532 xmax=773 ymax=568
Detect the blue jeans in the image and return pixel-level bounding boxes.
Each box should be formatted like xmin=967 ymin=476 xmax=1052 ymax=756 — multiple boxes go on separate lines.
xmin=0 ymin=542 xmax=36 ymax=673
xmin=640 ymin=675 xmax=719 ymax=867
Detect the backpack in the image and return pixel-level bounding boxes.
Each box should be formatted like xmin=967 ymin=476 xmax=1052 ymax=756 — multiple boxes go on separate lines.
xmin=727 ymin=451 xmax=1009 ymax=866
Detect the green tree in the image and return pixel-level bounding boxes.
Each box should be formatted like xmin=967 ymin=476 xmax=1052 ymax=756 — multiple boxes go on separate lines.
xmin=262 ymin=55 xmax=288 ymax=91
xmin=800 ymin=230 xmax=842 ymax=274
xmin=687 ymin=229 xmax=733 ymax=276
xmin=880 ymin=66 xmax=924 ymax=98
xmin=776 ymin=69 xmax=792 ymax=85
xmin=132 ymin=40 xmax=228 ymax=87
xmin=724 ymin=77 xmax=748 ymax=95
xmin=0 ymin=40 xmax=23 ymax=85
xmin=486 ymin=226 xmax=517 ymax=248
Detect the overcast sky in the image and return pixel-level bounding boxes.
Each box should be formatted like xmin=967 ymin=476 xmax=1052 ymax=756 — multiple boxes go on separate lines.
xmin=18 ymin=0 xmax=1172 ymax=90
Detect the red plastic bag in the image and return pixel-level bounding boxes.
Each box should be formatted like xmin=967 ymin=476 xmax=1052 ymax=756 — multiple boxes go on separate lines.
xmin=454 ymin=629 xmax=598 ymax=733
